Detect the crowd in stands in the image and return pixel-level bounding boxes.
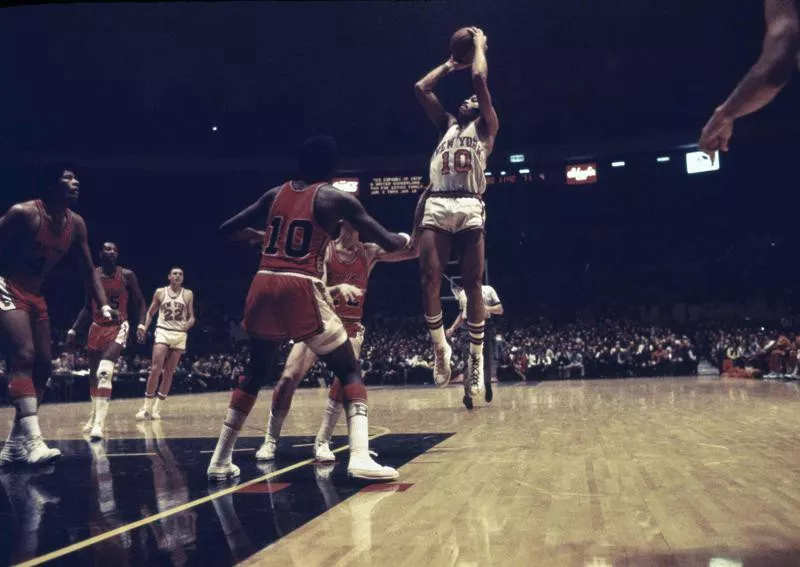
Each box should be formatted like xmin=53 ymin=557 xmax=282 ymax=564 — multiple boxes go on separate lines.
xmin=707 ymin=326 xmax=800 ymax=379
xmin=5 ymin=312 xmax=800 ymax=405
xmin=495 ymin=317 xmax=699 ymax=380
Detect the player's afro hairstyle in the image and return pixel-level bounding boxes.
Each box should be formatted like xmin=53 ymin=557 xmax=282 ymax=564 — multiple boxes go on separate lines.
xmin=38 ymin=162 xmax=77 ymax=193
xmin=298 ymin=135 xmax=339 ymax=183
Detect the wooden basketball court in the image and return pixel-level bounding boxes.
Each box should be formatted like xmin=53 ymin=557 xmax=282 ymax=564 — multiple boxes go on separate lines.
xmin=2 ymin=377 xmax=800 ymax=566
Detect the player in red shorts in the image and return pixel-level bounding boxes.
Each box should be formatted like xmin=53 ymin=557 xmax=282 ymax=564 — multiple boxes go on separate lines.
xmin=207 ymin=136 xmax=411 ymax=482
xmin=0 ymin=166 xmax=111 ymax=466
xmin=66 ymin=242 xmax=147 ymax=440
xmin=255 ymin=219 xmax=419 ymax=462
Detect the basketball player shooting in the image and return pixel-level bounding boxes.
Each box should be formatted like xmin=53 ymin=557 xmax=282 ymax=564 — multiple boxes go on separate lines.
xmin=0 ymin=167 xmax=111 ymax=466
xmin=414 ymin=27 xmax=499 ymax=397
xmin=207 ymin=135 xmax=412 ymax=482
xmin=699 ymin=0 xmax=799 ymax=156
xmin=66 ymin=242 xmax=147 ymax=440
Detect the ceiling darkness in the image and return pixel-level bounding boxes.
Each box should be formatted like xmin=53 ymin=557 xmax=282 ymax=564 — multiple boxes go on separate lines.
xmin=1 ymin=0 xmax=798 ymax=161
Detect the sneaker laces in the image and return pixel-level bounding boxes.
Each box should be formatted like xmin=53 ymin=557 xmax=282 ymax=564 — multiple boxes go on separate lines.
xmin=24 ymin=436 xmax=46 ymax=451
xmin=435 ymin=346 xmax=447 ymax=374
xmin=469 ymin=354 xmax=481 ymax=388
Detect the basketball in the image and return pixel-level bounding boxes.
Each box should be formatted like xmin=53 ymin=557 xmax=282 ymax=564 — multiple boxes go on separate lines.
xmin=450 ymin=27 xmax=474 ymax=64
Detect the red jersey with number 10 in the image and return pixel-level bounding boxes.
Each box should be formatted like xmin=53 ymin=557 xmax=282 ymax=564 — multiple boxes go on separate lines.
xmin=92 ymin=267 xmax=128 ymax=325
xmin=259 ymin=182 xmax=330 ymax=279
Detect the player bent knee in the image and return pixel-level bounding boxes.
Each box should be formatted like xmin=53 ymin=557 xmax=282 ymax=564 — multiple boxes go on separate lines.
xmin=303 ymin=284 xmax=349 ymax=357
xmin=96 ymin=359 xmax=115 ymax=392
xmin=282 ymin=341 xmax=320 ymax=383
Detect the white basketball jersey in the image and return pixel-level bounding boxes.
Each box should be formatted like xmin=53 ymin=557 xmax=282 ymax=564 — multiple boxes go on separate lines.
xmin=156 ymin=287 xmax=190 ymax=332
xmin=457 ymin=285 xmax=500 ymax=319
xmin=429 ymin=121 xmax=487 ymax=196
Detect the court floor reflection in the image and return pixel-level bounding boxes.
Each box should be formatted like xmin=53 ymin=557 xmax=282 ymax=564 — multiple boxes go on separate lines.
xmin=0 ymin=432 xmax=451 ymax=566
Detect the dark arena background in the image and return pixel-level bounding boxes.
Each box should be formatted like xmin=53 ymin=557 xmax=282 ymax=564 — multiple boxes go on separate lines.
xmin=2 ymin=1 xmax=800 ymax=566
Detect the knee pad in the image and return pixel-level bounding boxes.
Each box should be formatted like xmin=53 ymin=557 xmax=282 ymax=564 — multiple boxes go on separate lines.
xmin=97 ymin=360 xmax=115 ymax=391
xmin=8 ymin=377 xmax=36 ymax=400
xmin=342 ymin=382 xmax=367 ymax=404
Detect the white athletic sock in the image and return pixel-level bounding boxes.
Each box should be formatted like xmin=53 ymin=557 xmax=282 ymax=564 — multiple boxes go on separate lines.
xmin=5 ymin=420 xmax=22 ymax=443
xmin=468 ymin=321 xmax=485 ymax=356
xmin=211 ymin=407 xmax=247 ymax=465
xmin=19 ymin=415 xmax=43 ymax=440
xmin=346 ymin=402 xmax=369 ymax=460
xmin=94 ymin=398 xmax=110 ymax=427
xmin=15 ymin=396 xmax=37 ymax=418
xmin=316 ymin=399 xmax=343 ymax=445
xmin=425 ymin=313 xmax=446 ymax=347
xmin=266 ymin=409 xmax=288 ymax=442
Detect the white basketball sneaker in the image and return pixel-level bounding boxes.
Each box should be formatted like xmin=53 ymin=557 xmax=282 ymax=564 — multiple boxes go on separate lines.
xmin=313 ymin=440 xmax=336 ymax=463
xmin=207 ymin=461 xmax=241 ymax=482
xmin=255 ymin=438 xmax=277 ymax=461
xmin=347 ymin=453 xmax=398 ymax=481
xmin=135 ymin=407 xmax=151 ymax=421
xmin=89 ymin=424 xmax=104 ymax=441
xmin=0 ymin=435 xmax=26 ymax=466
xmin=433 ymin=342 xmax=453 ymax=387
xmin=22 ymin=437 xmax=62 ymax=466
xmin=82 ymin=414 xmax=95 ymax=434
xmin=467 ymin=353 xmax=485 ymax=397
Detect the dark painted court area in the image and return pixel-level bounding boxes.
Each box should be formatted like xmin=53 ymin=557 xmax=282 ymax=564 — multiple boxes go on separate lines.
xmin=0 ymin=431 xmax=452 ymax=566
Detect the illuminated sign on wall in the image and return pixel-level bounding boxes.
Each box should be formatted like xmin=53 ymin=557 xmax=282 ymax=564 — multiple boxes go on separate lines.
xmin=685 ymin=151 xmax=720 ymax=174
xmin=509 ymin=154 xmax=525 ymax=163
xmin=565 ymin=163 xmax=598 ymax=185
xmin=332 ymin=178 xmax=360 ymax=193
xmin=369 ymin=175 xmax=425 ymax=195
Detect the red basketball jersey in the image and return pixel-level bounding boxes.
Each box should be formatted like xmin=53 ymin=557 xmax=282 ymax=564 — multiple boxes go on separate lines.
xmin=327 ymin=241 xmax=370 ymax=324
xmin=8 ymin=200 xmax=75 ymax=292
xmin=259 ymin=182 xmax=330 ymax=279
xmin=92 ymin=267 xmax=128 ymax=325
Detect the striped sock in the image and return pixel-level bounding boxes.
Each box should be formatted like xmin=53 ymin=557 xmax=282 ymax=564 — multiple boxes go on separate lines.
xmin=425 ymin=312 xmax=446 ymax=347
xmin=467 ymin=321 xmax=485 ymax=356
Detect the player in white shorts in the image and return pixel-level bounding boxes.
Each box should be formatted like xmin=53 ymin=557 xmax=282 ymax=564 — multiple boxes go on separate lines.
xmin=254 ymin=219 xmax=419 ymax=462
xmin=136 ymin=267 xmax=195 ymax=420
xmin=414 ymin=27 xmax=499 ymax=398
xmin=446 ymin=281 xmax=503 ymax=409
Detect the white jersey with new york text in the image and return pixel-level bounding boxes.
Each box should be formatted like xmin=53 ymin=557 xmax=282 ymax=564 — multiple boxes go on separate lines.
xmin=428 ymin=121 xmax=487 ymax=196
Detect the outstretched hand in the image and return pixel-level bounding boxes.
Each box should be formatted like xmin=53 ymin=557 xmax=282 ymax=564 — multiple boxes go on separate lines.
xmin=699 ymin=107 xmax=733 ymax=159
xmin=332 ymin=283 xmax=363 ymax=304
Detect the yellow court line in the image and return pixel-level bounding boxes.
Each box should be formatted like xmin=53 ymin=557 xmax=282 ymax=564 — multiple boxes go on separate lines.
xmin=16 ymin=427 xmax=391 ymax=567
xmin=198 ymin=447 xmax=255 ymax=454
